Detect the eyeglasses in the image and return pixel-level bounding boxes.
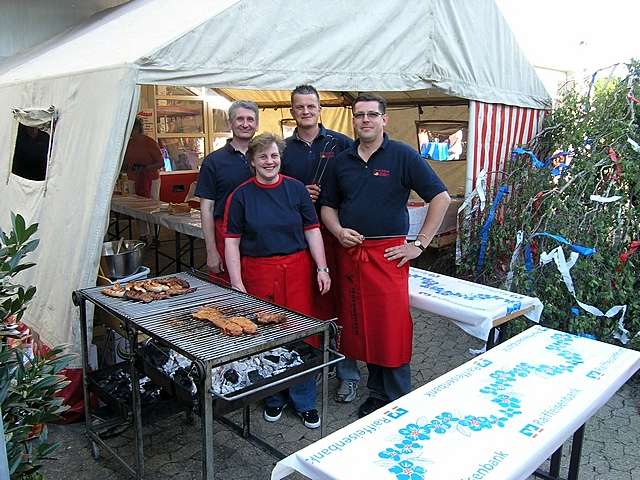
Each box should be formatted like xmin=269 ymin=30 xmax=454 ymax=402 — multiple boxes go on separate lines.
xmin=353 ymin=111 xmax=383 ymax=120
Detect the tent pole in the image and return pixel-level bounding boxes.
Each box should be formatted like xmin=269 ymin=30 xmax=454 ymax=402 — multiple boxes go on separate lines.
xmin=465 ymin=101 xmax=477 ymax=197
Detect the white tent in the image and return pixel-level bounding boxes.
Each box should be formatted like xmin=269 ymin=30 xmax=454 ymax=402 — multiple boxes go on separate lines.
xmin=0 ymin=0 xmax=550 ymax=361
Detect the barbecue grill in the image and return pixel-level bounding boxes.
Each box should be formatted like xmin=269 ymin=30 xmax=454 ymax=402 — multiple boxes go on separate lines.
xmin=73 ymin=271 xmax=341 ymax=480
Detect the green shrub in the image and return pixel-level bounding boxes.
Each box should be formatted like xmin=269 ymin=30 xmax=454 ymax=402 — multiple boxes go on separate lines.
xmin=458 ymin=60 xmax=640 ymax=347
xmin=1 ymin=213 xmax=74 ymax=479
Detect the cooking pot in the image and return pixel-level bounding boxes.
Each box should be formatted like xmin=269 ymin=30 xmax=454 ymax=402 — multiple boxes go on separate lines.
xmin=100 ymin=240 xmax=145 ymax=279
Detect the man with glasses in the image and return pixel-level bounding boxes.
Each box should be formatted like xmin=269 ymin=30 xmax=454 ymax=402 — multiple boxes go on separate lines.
xmin=195 ymin=100 xmax=259 ymax=283
xmin=320 ymin=93 xmax=450 ymax=418
xmin=281 ymin=85 xmax=359 ymax=404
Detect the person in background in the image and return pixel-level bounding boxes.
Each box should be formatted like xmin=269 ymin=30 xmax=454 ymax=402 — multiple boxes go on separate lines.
xmin=320 ymin=93 xmax=450 ymax=418
xmin=123 ymin=117 xmax=164 ymax=242
xmin=195 ymin=100 xmax=258 ymax=283
xmin=224 ymin=133 xmax=331 ymax=429
xmin=124 ymin=117 xmax=163 ymax=199
xmin=280 ymin=84 xmax=358 ymax=404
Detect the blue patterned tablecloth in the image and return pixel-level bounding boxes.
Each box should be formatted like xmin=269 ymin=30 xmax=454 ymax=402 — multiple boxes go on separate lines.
xmin=272 ymin=326 xmax=640 ymax=480
xmin=409 ymin=268 xmax=543 ymax=341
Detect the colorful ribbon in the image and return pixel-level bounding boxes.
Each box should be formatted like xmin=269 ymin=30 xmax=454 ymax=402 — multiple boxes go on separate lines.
xmin=618 ymin=240 xmax=640 ymax=271
xmin=476 ymin=185 xmax=509 ymax=273
xmin=530 ymin=232 xmax=596 ymax=257
xmin=455 ymin=170 xmax=487 ymax=265
xmin=512 ymin=148 xmax=572 ymax=175
xmin=539 ymin=246 xmax=629 ymax=343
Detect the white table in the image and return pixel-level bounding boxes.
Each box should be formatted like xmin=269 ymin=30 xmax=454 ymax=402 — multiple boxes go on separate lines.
xmin=409 ymin=267 xmax=543 ymax=343
xmin=110 ymin=195 xmax=204 ymax=273
xmin=272 ymin=325 xmax=640 ymax=480
xmin=110 ymin=195 xmax=204 ymax=239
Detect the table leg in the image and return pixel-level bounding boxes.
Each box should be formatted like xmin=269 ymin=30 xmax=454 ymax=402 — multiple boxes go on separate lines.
xmin=486 ymin=327 xmax=497 ymax=350
xmin=115 ymin=213 xmax=121 ymax=239
xmin=155 ymin=229 xmax=160 ymax=275
xmin=242 ymin=405 xmax=251 ymax=438
xmin=567 ymin=424 xmax=585 ymax=480
xmin=175 ymin=232 xmax=182 ymax=272
xmin=201 ymin=361 xmax=215 ymax=480
xmin=549 ymin=445 xmax=562 ymax=478
xmin=189 ymin=236 xmax=195 ymax=268
xmin=128 ymin=328 xmax=144 ymax=479
xmin=321 ymin=329 xmax=329 ymax=438
xmin=76 ymin=297 xmax=93 ymax=439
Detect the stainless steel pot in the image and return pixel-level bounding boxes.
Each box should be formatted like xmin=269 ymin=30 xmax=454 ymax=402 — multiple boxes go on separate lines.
xmin=100 ymin=240 xmax=145 ymax=279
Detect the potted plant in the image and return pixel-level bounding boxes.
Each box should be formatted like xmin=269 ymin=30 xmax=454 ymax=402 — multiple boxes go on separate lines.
xmin=1 ymin=213 xmax=74 ymax=479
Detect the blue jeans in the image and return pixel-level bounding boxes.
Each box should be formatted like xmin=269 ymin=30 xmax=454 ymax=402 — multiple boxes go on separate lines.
xmin=366 ymin=363 xmax=411 ymax=402
xmin=336 ymin=357 xmax=361 ymax=382
xmin=264 ymin=376 xmax=316 ymax=412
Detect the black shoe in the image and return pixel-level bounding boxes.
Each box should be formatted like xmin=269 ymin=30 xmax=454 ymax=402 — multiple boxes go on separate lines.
xmin=358 ymin=397 xmax=388 ymax=418
xmin=263 ymin=404 xmax=286 ymax=422
xmin=297 ymin=409 xmax=321 ymax=429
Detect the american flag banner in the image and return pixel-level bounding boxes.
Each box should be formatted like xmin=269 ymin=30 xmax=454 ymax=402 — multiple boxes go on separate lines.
xmin=467 ymin=101 xmax=545 ymax=195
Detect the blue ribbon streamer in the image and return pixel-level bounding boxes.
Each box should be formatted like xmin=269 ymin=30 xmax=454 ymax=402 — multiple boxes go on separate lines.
xmin=512 ymin=148 xmax=572 ymax=174
xmin=530 ymin=232 xmax=596 ymax=257
xmin=523 ymin=242 xmax=533 ymax=272
xmin=476 ymin=185 xmax=509 ymax=273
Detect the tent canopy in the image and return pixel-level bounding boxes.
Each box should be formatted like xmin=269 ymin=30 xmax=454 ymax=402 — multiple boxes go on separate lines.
xmin=0 ymin=0 xmax=549 ymax=359
xmin=0 ymin=0 xmax=550 ymax=109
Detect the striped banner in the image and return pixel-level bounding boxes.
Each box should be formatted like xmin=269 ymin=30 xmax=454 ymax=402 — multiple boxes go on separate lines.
xmin=468 ymin=101 xmax=545 ymax=194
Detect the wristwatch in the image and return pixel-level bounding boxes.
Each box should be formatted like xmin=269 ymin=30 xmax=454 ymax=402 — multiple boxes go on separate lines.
xmin=317 ymin=267 xmax=330 ymax=273
xmin=413 ymin=239 xmax=426 ymax=251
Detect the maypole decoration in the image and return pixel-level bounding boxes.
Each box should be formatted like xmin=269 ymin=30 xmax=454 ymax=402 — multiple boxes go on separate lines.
xmin=457 ymin=59 xmax=640 ymax=348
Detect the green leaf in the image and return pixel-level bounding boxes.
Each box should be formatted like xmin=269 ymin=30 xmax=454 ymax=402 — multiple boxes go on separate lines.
xmin=13 ymin=213 xmax=26 ymax=242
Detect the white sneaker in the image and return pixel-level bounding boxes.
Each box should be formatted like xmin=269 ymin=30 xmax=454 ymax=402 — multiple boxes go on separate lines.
xmin=334 ymin=380 xmax=358 ymax=403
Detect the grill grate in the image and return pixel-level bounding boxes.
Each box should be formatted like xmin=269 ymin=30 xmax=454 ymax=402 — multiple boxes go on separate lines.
xmin=77 ymin=271 xmax=328 ymax=365
xmin=79 ymin=272 xmax=232 ymax=320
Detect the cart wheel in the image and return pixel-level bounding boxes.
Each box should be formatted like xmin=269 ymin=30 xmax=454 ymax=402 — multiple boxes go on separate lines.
xmin=90 ymin=441 xmax=101 ymax=460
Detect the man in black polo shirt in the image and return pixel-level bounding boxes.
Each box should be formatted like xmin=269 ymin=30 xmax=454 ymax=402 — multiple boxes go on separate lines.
xmin=281 ymin=85 xmax=359 ymax=403
xmin=320 ymin=93 xmax=450 ymax=418
xmin=195 ymin=100 xmax=258 ymax=283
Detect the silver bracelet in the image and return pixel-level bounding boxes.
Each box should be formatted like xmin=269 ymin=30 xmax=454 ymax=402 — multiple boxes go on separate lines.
xmin=316 ymin=267 xmax=330 ymax=273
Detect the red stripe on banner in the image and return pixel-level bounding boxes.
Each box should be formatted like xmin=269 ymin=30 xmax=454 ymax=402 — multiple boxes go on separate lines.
xmin=520 ymin=109 xmax=533 ymax=145
xmin=504 ymin=106 xmax=516 ymax=177
xmin=487 ymin=104 xmax=502 ymax=191
xmin=470 ymin=103 xmax=545 ymax=191
xmin=515 ymin=107 xmax=525 ymax=147
xmin=480 ymin=102 xmax=490 ymax=175
xmin=494 ymin=105 xmax=509 ymax=191
xmin=528 ymin=110 xmax=539 ymax=142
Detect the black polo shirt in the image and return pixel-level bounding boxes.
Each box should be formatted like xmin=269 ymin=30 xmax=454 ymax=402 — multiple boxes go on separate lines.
xmin=195 ymin=141 xmax=252 ymax=219
xmin=319 ymin=134 xmax=447 ymax=237
xmin=224 ymin=176 xmax=319 ymax=257
xmin=281 ymin=124 xmax=353 ymax=187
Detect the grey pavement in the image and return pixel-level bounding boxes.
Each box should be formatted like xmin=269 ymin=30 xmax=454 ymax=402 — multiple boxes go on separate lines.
xmin=45 ymin=234 xmax=639 ymax=479
xmin=41 ymin=309 xmax=640 ymax=480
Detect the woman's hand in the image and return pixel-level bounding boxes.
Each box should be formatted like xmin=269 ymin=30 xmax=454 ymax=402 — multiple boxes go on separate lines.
xmin=231 ymin=282 xmax=247 ymax=293
xmin=317 ymin=272 xmax=331 ymax=295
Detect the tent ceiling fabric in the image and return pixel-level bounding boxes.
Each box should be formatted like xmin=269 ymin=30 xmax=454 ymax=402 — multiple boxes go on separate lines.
xmin=0 ymin=0 xmax=550 ymax=109
xmin=216 ymin=88 xmax=467 ymax=108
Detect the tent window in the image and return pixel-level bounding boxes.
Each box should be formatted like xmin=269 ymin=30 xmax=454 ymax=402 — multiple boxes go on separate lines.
xmin=11 ymin=122 xmax=51 ymax=181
